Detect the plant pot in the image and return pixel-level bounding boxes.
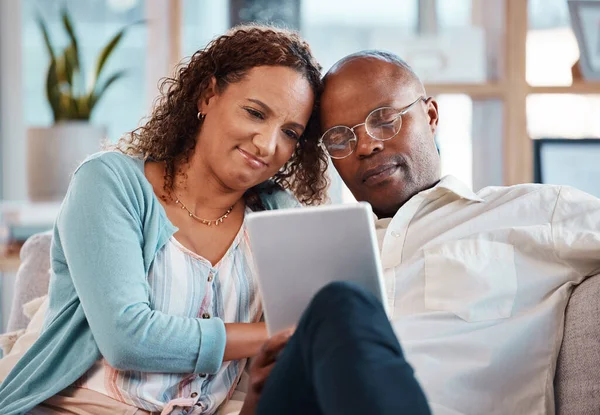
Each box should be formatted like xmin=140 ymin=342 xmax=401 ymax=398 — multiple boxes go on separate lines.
xmin=27 ymin=122 xmax=106 ymax=201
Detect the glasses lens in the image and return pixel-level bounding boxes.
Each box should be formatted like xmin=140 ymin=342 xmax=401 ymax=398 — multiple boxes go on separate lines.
xmin=322 ymin=127 xmax=356 ymax=159
xmin=366 ymin=107 xmax=402 ymax=140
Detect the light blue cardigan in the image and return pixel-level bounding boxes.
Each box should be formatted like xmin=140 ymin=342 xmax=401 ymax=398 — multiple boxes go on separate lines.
xmin=0 ymin=152 xmax=299 ymax=414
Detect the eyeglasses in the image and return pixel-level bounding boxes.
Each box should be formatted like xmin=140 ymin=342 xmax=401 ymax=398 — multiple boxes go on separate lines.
xmin=320 ymin=96 xmax=427 ymax=159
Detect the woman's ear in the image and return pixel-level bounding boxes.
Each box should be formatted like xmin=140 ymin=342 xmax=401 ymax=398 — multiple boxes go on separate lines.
xmin=198 ymin=77 xmax=218 ymax=114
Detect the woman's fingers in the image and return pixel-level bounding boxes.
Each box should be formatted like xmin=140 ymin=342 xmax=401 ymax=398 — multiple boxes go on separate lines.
xmin=249 ymin=327 xmax=295 ymax=394
xmin=255 ymin=328 xmax=294 ymax=367
xmin=250 ymin=362 xmax=277 ymax=393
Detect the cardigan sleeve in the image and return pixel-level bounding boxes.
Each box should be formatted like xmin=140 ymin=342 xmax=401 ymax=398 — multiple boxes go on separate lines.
xmin=55 ymin=157 xmax=226 ymax=374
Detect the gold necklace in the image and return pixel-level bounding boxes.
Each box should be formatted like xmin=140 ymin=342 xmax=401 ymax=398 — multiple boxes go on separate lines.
xmin=175 ymin=196 xmax=234 ymax=226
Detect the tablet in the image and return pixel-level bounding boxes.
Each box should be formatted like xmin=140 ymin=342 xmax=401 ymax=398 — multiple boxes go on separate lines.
xmin=246 ymin=202 xmax=387 ymax=335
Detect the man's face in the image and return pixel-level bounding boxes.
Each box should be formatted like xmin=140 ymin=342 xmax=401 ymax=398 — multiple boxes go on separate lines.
xmin=320 ymin=59 xmax=441 ymax=217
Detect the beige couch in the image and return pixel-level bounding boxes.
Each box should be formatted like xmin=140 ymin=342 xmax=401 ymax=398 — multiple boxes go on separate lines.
xmin=4 ymin=232 xmax=600 ymax=414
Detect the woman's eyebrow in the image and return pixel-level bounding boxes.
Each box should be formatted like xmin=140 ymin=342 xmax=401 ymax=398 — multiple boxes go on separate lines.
xmin=247 ymin=98 xmax=305 ymax=131
xmin=247 ymin=98 xmax=272 ymax=115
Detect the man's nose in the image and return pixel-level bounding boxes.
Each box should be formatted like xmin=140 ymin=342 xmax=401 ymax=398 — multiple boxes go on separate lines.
xmin=354 ymin=126 xmax=384 ymax=159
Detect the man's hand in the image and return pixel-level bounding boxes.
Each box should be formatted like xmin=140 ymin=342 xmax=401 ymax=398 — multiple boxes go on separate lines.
xmin=239 ymin=328 xmax=294 ymax=415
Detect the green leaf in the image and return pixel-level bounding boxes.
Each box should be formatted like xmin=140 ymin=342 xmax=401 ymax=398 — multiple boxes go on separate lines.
xmin=37 ymin=15 xmax=55 ymax=61
xmin=55 ymin=53 xmax=68 ymax=84
xmin=46 ymin=59 xmax=61 ymax=122
xmin=58 ymin=93 xmax=72 ymax=122
xmin=88 ymin=70 xmax=127 ymax=112
xmin=69 ymin=95 xmax=79 ymax=118
xmin=76 ymin=96 xmax=91 ymax=120
xmin=67 ymin=97 xmax=88 ymax=120
xmin=93 ymin=20 xmax=143 ymax=89
xmin=62 ymin=45 xmax=78 ymax=86
xmin=61 ymin=8 xmax=82 ymax=91
xmin=61 ymin=8 xmax=79 ymax=67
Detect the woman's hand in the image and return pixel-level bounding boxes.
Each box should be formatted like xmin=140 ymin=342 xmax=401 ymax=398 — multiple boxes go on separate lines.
xmin=239 ymin=328 xmax=294 ymax=415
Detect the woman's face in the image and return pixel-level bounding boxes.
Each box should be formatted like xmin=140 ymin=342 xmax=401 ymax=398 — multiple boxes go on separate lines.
xmin=197 ymin=65 xmax=315 ymax=191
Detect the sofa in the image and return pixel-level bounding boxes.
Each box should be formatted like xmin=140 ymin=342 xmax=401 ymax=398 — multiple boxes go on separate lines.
xmin=3 ymin=232 xmax=600 ymax=414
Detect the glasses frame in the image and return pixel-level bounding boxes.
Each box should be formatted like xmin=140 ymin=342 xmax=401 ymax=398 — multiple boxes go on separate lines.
xmin=320 ymin=96 xmax=428 ymax=159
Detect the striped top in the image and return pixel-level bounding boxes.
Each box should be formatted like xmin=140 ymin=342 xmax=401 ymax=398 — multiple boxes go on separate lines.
xmin=76 ymin=207 xmax=261 ymax=414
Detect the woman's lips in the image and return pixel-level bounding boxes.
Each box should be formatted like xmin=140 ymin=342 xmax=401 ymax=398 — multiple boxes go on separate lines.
xmin=237 ymin=147 xmax=268 ymax=169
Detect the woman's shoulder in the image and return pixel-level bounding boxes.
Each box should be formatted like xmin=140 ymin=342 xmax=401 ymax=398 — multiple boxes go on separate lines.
xmin=71 ymin=151 xmax=149 ymax=192
xmin=75 ymin=151 xmax=144 ymax=178
xmin=68 ymin=151 xmax=154 ymax=209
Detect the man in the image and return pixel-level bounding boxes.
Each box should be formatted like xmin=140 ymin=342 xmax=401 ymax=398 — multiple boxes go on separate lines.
xmin=315 ymin=51 xmax=600 ymax=415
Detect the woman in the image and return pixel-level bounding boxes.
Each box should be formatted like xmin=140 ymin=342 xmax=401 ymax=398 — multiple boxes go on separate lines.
xmin=0 ymin=24 xmax=327 ymax=415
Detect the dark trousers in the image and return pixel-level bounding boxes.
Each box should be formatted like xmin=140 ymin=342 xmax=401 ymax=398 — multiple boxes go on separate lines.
xmin=257 ymin=281 xmax=431 ymax=415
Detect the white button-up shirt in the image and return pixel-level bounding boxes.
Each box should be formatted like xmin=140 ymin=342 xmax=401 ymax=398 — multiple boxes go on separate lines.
xmin=376 ymin=176 xmax=600 ymax=415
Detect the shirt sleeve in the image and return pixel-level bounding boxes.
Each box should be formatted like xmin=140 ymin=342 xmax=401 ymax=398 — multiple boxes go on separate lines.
xmin=55 ymin=157 xmax=226 ymax=374
xmin=551 ymin=186 xmax=600 ymax=277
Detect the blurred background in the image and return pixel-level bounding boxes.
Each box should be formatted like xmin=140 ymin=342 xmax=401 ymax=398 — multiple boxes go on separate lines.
xmin=1 ymin=0 xmax=600 ymax=330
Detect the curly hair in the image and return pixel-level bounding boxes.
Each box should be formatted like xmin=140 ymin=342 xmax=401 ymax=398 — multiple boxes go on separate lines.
xmin=117 ymin=24 xmax=329 ymax=207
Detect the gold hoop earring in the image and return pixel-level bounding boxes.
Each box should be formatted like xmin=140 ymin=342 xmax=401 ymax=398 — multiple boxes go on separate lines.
xmin=197 ymin=112 xmax=205 ymax=121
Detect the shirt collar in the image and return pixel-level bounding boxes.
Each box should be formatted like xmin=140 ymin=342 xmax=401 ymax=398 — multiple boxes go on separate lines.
xmin=430 ymin=175 xmax=485 ymax=203
xmin=373 ymin=175 xmax=484 ymax=221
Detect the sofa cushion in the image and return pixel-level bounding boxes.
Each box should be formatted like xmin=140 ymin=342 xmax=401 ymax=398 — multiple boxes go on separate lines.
xmin=0 ymin=295 xmax=48 ymax=381
xmin=6 ymin=231 xmax=52 ymax=332
xmin=554 ymin=274 xmax=600 ymax=414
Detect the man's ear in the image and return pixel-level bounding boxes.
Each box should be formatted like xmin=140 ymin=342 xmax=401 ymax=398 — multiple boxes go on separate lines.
xmin=198 ymin=77 xmax=218 ymax=114
xmin=425 ymin=97 xmax=439 ymax=136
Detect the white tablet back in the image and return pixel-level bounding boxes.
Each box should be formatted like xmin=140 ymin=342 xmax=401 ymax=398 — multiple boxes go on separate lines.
xmin=246 ymin=203 xmax=387 ymax=335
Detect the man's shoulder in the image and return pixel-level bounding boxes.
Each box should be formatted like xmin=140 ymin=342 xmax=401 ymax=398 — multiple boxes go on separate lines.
xmin=476 ymin=182 xmax=562 ymax=203
xmin=465 ymin=183 xmax=565 ymax=220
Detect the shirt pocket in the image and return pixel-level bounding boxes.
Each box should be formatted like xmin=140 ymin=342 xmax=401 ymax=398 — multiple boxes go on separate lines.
xmin=424 ymin=240 xmax=517 ymax=322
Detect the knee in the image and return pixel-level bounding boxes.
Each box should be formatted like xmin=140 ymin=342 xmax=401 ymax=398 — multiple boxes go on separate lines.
xmin=308 ymin=281 xmax=381 ymax=318
xmin=314 ymin=281 xmax=368 ymax=302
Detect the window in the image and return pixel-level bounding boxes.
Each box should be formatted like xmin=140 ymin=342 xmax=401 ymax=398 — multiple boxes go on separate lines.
xmin=527 ymin=0 xmax=578 ymax=86
xmin=528 ymin=94 xmax=600 ymax=139
xmin=301 ymin=0 xmax=503 ymax=83
xmin=182 ymin=0 xmax=228 ymax=58
xmin=437 ymin=95 xmax=473 ymax=188
xmin=300 ymin=0 xmax=416 ymax=74
xmin=527 ymin=0 xmax=600 ymax=146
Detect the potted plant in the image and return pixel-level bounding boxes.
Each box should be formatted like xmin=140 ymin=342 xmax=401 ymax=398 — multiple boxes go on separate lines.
xmin=28 ymin=8 xmax=140 ymax=201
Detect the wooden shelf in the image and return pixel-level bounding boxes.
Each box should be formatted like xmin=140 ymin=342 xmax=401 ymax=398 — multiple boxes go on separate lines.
xmin=0 ymin=254 xmax=20 ymax=273
xmin=425 ymin=83 xmax=506 ymax=98
xmin=0 ymin=243 xmax=22 ymax=273
xmin=423 ymin=82 xmax=600 ymax=99
xmin=528 ymin=83 xmax=600 ymax=95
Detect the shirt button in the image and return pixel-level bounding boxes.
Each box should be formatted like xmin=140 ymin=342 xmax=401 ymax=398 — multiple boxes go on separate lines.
xmin=202 ymin=313 xmax=211 ymax=319
xmin=207 ymin=274 xmax=213 ymax=282
xmin=390 ymin=230 xmax=401 ymax=238
xmin=191 ymin=392 xmax=198 ymax=398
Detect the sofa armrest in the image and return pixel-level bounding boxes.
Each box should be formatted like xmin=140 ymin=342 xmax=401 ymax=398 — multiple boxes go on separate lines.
xmin=555 ymin=274 xmax=600 ymax=415
xmin=6 ymin=231 xmax=52 ymax=332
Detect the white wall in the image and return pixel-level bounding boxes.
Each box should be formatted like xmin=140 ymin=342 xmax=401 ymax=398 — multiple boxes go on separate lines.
xmin=0 ymin=0 xmax=26 ymax=201
xmin=0 ymin=0 xmax=23 ymax=331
